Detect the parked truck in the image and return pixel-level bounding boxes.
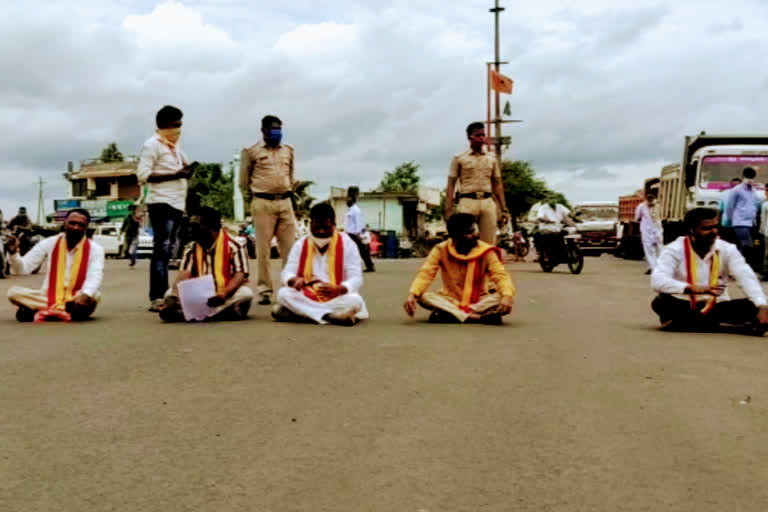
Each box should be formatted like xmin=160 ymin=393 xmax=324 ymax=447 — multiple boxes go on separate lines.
xmin=657 ymin=133 xmax=768 ymax=242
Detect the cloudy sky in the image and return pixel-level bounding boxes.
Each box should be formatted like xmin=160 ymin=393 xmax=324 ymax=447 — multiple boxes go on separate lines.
xmin=1 ymin=0 xmax=766 ymax=219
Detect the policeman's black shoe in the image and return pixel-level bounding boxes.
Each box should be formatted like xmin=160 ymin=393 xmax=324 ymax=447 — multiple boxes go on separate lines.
xmin=16 ymin=307 xmax=35 ymax=323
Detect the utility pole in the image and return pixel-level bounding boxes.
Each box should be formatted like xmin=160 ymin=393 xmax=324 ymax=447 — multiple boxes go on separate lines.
xmin=36 ymin=176 xmax=45 ymax=224
xmin=491 ymin=0 xmax=504 ymax=167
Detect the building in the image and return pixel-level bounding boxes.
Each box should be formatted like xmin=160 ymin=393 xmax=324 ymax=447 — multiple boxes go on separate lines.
xmin=329 ymin=186 xmax=441 ymax=239
xmin=65 ymin=157 xmax=142 ymax=201
xmin=58 ymin=157 xmax=142 ymax=222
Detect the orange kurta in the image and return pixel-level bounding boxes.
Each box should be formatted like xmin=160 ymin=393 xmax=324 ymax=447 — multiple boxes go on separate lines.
xmin=408 ymin=240 xmax=515 ymax=303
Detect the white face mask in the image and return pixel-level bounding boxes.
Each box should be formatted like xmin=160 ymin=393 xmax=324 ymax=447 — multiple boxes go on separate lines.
xmin=310 ymin=235 xmax=331 ymax=248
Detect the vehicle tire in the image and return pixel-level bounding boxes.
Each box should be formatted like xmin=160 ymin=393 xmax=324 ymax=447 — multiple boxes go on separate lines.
xmin=567 ymin=243 xmax=584 ymax=275
xmin=539 ymin=251 xmax=554 ymax=272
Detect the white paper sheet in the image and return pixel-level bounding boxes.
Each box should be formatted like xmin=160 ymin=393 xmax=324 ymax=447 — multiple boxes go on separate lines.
xmin=177 ymin=274 xmax=217 ymax=321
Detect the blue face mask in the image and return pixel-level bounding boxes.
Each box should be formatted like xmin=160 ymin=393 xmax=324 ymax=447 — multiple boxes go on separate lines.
xmin=266 ymin=128 xmax=282 ymax=145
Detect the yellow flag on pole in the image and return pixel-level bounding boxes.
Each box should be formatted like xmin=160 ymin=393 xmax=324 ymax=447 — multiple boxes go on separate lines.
xmin=490 ymin=70 xmax=513 ymax=94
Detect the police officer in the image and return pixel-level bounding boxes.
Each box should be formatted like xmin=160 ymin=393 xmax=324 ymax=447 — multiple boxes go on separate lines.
xmin=445 ymin=122 xmax=510 ymax=244
xmin=239 ymin=115 xmax=297 ymax=305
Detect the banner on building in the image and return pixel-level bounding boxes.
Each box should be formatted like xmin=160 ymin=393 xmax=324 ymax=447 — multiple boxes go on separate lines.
xmin=54 ymin=199 xmax=80 ymax=211
xmin=80 ymin=200 xmax=108 ymax=219
xmin=107 ymin=200 xmax=134 ymax=218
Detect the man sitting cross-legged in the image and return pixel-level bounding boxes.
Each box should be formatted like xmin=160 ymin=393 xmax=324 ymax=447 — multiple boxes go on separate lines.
xmin=651 ymin=207 xmax=768 ymax=334
xmin=404 ymin=213 xmax=515 ymax=324
xmin=159 ymin=206 xmax=253 ymax=322
xmin=273 ymin=202 xmax=369 ymax=326
xmin=7 ymin=208 xmax=104 ymax=322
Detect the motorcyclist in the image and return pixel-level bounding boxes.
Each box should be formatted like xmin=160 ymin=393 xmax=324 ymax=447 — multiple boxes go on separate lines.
xmin=533 ymin=196 xmax=576 ymax=259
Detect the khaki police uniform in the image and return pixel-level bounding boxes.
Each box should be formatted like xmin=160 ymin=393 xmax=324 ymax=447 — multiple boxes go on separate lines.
xmin=239 ymin=141 xmax=297 ymax=300
xmin=449 ymin=149 xmax=502 ymax=244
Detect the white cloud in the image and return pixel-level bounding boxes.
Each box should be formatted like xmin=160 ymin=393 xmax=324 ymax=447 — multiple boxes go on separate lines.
xmin=274 ymin=22 xmax=358 ymax=56
xmin=122 ymin=1 xmax=234 ymax=47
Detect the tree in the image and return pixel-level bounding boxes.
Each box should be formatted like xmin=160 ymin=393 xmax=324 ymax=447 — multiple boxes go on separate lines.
xmin=378 ymin=161 xmax=421 ymax=193
xmin=501 ymin=160 xmax=570 ymax=228
xmin=292 ymin=180 xmax=315 ymax=220
xmin=100 ymin=142 xmax=124 ymax=163
xmin=186 ymin=163 xmax=234 ymax=219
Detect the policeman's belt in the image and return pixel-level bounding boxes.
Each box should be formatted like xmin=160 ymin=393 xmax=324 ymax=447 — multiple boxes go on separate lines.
xmin=252 ymin=192 xmax=292 ymax=200
xmin=458 ymin=192 xmax=492 ymax=199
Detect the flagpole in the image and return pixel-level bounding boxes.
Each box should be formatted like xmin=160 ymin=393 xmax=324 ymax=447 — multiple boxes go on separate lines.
xmin=490 ymin=0 xmax=505 ymax=167
xmin=486 ymin=63 xmax=492 ymax=151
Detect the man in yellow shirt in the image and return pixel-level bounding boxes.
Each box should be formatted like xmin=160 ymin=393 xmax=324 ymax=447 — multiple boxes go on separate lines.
xmin=404 ymin=213 xmax=515 ymax=324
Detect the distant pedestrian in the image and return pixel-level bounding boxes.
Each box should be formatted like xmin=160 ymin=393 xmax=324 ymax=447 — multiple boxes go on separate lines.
xmin=635 ymin=193 xmax=663 ymax=274
xmin=724 ymin=167 xmax=760 ymax=262
xmin=120 ymin=204 xmax=141 ymax=267
xmin=345 ymin=187 xmax=375 ymax=272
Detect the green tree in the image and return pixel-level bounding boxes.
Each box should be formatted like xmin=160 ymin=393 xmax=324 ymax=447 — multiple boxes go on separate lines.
xmin=501 ymin=160 xmax=569 ymax=228
xmin=292 ymin=180 xmax=315 ymax=220
xmin=100 ymin=142 xmax=124 ymax=163
xmin=186 ymin=163 xmax=234 ymax=219
xmin=378 ymin=161 xmax=421 ymax=193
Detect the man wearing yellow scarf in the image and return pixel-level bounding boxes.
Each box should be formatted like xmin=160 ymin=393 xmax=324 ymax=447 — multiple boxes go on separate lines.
xmin=404 ymin=213 xmax=515 ymax=324
xmin=273 ymin=203 xmax=368 ymax=326
xmin=159 ymin=207 xmax=252 ymax=322
xmin=651 ymin=207 xmax=768 ymax=334
xmin=7 ymin=209 xmax=104 ymax=322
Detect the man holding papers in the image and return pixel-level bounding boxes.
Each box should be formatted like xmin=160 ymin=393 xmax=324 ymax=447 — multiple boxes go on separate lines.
xmin=159 ymin=207 xmax=253 ymax=322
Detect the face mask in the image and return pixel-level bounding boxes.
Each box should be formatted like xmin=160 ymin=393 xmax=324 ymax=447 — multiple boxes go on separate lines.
xmin=266 ymin=128 xmax=282 ymax=145
xmin=310 ymin=234 xmax=331 ymax=248
xmin=157 ymin=127 xmax=182 ymax=147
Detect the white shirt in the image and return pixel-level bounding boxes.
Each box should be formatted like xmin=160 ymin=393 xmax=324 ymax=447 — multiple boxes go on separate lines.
xmin=281 ymin=232 xmax=363 ymax=294
xmin=760 ymin=201 xmax=768 ymax=237
xmin=136 ymin=134 xmax=190 ymax=212
xmin=345 ymin=204 xmax=364 ymax=235
xmin=536 ymin=203 xmax=570 ymax=224
xmin=10 ymin=234 xmax=105 ymax=297
xmin=635 ymin=202 xmax=662 ymax=241
xmin=651 ymin=236 xmax=766 ymax=306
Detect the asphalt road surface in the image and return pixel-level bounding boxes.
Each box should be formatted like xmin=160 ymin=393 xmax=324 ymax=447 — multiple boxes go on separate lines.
xmin=2 ymin=255 xmax=768 ymax=511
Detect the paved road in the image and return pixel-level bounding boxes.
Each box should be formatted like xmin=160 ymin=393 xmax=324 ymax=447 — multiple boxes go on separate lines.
xmin=2 ymin=255 xmax=768 ymax=511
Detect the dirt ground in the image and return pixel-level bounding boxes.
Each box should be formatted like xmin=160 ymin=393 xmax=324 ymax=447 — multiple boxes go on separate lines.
xmin=2 ymin=255 xmax=768 ymax=511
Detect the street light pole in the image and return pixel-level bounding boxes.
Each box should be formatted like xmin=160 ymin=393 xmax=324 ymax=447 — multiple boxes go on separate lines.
xmin=490 ymin=0 xmax=505 ymax=167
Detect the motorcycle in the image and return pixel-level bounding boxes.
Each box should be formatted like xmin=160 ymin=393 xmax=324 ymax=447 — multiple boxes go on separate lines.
xmin=497 ymin=227 xmax=530 ymax=260
xmin=533 ymin=225 xmax=584 ymax=274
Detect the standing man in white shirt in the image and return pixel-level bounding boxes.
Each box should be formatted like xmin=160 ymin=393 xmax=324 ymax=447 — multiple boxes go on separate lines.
xmin=344 ymin=187 xmax=375 ymax=272
xmin=759 ymin=187 xmax=768 ymax=280
xmin=650 ymin=207 xmax=768 ymax=334
xmin=6 ymin=209 xmax=105 ymax=322
xmin=136 ymin=105 xmax=198 ymax=311
xmin=635 ymin=193 xmax=663 ymax=274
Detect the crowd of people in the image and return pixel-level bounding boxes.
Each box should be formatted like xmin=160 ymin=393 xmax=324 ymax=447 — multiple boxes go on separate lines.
xmin=3 ymin=105 xmax=768 ymax=336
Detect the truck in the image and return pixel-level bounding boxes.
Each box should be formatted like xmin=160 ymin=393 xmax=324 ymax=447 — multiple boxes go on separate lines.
xmin=572 ymin=201 xmax=620 ymax=254
xmin=657 ymin=133 xmax=768 ymax=242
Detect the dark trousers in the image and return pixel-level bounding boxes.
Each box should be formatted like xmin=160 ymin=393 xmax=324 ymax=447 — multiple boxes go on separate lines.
xmin=651 ymin=294 xmax=758 ymax=330
xmin=349 ymin=233 xmax=375 ymax=271
xmin=148 ymin=203 xmax=183 ymax=301
xmin=733 ymin=226 xmax=753 ymax=261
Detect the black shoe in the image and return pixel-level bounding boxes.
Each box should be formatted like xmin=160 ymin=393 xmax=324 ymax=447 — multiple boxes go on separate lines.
xmin=428 ymin=311 xmax=459 ymax=324
xmin=159 ymin=307 xmax=184 ymax=323
xmin=364 ymin=267 xmax=375 ymax=273
xmin=16 ymin=307 xmax=35 ymax=323
xmin=258 ymin=294 xmax=272 ymax=306
xmin=272 ymin=305 xmax=298 ymax=322
xmin=644 ymin=269 xmax=652 ymax=275
xmin=482 ymin=313 xmax=503 ymax=325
